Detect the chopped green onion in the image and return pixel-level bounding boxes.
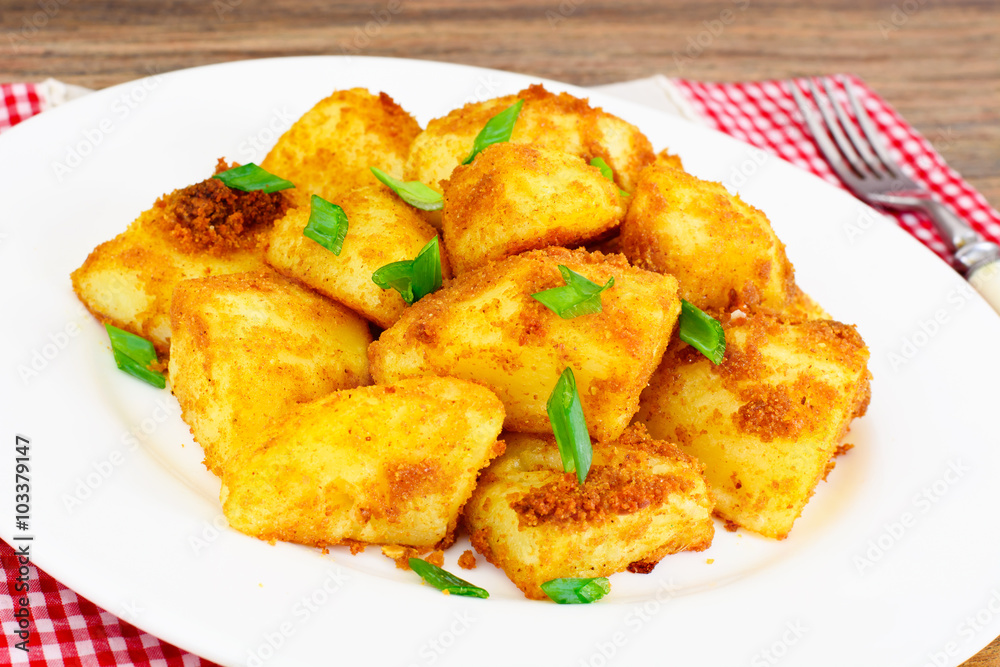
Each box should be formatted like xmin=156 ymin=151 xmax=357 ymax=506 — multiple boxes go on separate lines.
xmin=302 ymin=195 xmax=349 ymax=255
xmin=546 ymin=367 xmax=592 ymax=485
xmin=541 ymin=577 xmax=611 ymax=604
xmin=371 ymin=236 xmax=443 ymax=305
xmin=212 ymin=163 xmax=294 ymax=193
xmin=370 ymin=167 xmax=443 ymax=211
xmin=408 ymin=558 xmax=489 ymax=599
xmin=461 ymin=99 xmax=524 ymax=165
xmin=590 ymin=157 xmax=615 ymax=181
xmin=105 ymin=324 xmax=165 ymax=389
xmin=589 ymin=157 xmax=629 ymax=197
xmin=531 ymin=265 xmax=614 ymax=319
xmin=678 ymin=299 xmax=726 ymax=365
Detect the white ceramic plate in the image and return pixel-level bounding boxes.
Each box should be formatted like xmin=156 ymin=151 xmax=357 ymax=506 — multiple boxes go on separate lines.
xmin=2 ymin=57 xmax=1000 ymax=667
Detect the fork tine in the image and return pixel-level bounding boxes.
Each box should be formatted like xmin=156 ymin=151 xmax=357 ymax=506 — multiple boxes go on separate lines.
xmin=805 ymin=79 xmax=870 ymax=180
xmin=822 ymin=78 xmax=884 ymax=177
xmin=844 ymin=79 xmax=901 ymax=178
xmin=789 ymin=82 xmax=858 ymax=186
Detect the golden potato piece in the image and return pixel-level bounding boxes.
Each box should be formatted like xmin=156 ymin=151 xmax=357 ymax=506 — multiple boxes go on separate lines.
xmin=405 ymin=84 xmax=654 ymax=194
xmin=261 ymin=88 xmax=421 ymax=203
xmin=369 ymin=247 xmax=680 ymax=442
xmin=441 ymin=143 xmax=627 ymax=274
xmin=220 ymin=377 xmax=506 ymax=549
xmin=620 ymin=163 xmax=795 ymax=313
xmin=169 ymin=268 xmax=372 ymax=475
xmin=265 ymin=184 xmax=448 ymax=328
xmin=71 ymin=167 xmax=290 ymax=353
xmin=635 ymin=313 xmax=871 ymax=539
xmin=464 ymin=425 xmax=714 ymax=600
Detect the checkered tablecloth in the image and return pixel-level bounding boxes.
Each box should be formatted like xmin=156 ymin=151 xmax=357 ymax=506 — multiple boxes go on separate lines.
xmin=0 ymin=82 xmax=44 ymax=133
xmin=2 ymin=72 xmax=999 ymax=666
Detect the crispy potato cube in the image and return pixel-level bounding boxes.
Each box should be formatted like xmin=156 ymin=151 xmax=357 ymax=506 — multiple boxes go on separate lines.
xmin=220 ymin=377 xmax=506 ymax=548
xmin=464 ymin=425 xmax=714 ymax=600
xmin=71 ymin=170 xmax=289 ymax=353
xmin=620 ymin=163 xmax=795 ymax=313
xmin=369 ymin=247 xmax=680 ymax=442
xmin=635 ymin=314 xmax=872 ymax=539
xmin=261 ymin=88 xmax=421 ymax=203
xmin=441 ymin=143 xmax=627 ymax=274
xmin=265 ymin=184 xmax=448 ymax=328
xmin=169 ymin=268 xmax=372 ymax=475
xmin=405 ymin=84 xmax=654 ymax=195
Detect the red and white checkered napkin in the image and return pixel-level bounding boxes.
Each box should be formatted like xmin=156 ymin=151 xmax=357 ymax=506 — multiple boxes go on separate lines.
xmin=2 ymin=72 xmax=999 ymax=667
xmin=1 ymin=83 xmax=45 ymax=133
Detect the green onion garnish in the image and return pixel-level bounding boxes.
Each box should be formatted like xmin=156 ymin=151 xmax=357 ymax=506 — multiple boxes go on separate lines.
xmin=371 ymin=236 xmax=443 ymax=305
xmin=461 ymin=99 xmax=524 ymax=165
xmin=212 ymin=163 xmax=294 ymax=193
xmin=546 ymin=367 xmax=592 ymax=485
xmin=408 ymin=558 xmax=489 ymax=599
xmin=370 ymin=167 xmax=443 ymax=211
xmin=541 ymin=577 xmax=611 ymax=604
xmin=105 ymin=324 xmax=165 ymax=389
xmin=302 ymin=194 xmax=349 ymax=255
xmin=678 ymin=299 xmax=726 ymax=365
xmin=589 ymin=157 xmax=629 ymax=197
xmin=531 ymin=265 xmax=614 ymax=319
xmin=590 ymin=157 xmax=615 ymax=181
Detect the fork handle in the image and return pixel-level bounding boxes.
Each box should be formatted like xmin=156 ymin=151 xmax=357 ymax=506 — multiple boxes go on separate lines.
xmin=909 ymin=199 xmax=1000 ymax=316
xmin=910 ymin=198 xmax=983 ymax=251
xmin=968 ymin=260 xmax=1000 ymax=317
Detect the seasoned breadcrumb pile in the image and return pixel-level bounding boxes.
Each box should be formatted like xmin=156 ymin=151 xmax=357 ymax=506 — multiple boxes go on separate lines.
xmin=159 ymin=159 xmax=289 ymax=254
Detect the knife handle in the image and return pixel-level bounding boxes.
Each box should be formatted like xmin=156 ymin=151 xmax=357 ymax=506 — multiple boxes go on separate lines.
xmin=968 ymin=260 xmax=1000 ymax=317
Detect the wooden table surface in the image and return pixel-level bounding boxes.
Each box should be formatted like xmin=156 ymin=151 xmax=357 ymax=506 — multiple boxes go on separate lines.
xmin=2 ymin=1 xmax=998 ymax=665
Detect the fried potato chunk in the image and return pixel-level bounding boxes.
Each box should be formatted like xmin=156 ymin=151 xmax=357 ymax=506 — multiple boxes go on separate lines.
xmin=464 ymin=425 xmax=714 ymax=600
xmin=265 ymin=184 xmax=448 ymax=328
xmin=620 ymin=163 xmax=795 ymax=313
xmin=405 ymin=84 xmax=654 ymax=195
xmin=71 ymin=166 xmax=290 ymax=353
xmin=635 ymin=313 xmax=871 ymax=539
xmin=441 ymin=143 xmax=627 ymax=274
xmin=261 ymin=88 xmax=421 ymax=204
xmin=369 ymin=247 xmax=680 ymax=442
xmin=220 ymin=377 xmax=506 ymax=549
xmin=169 ymin=268 xmax=372 ymax=475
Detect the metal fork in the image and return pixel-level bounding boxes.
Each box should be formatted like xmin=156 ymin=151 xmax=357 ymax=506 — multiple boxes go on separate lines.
xmin=790 ymin=77 xmax=1000 ymax=314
